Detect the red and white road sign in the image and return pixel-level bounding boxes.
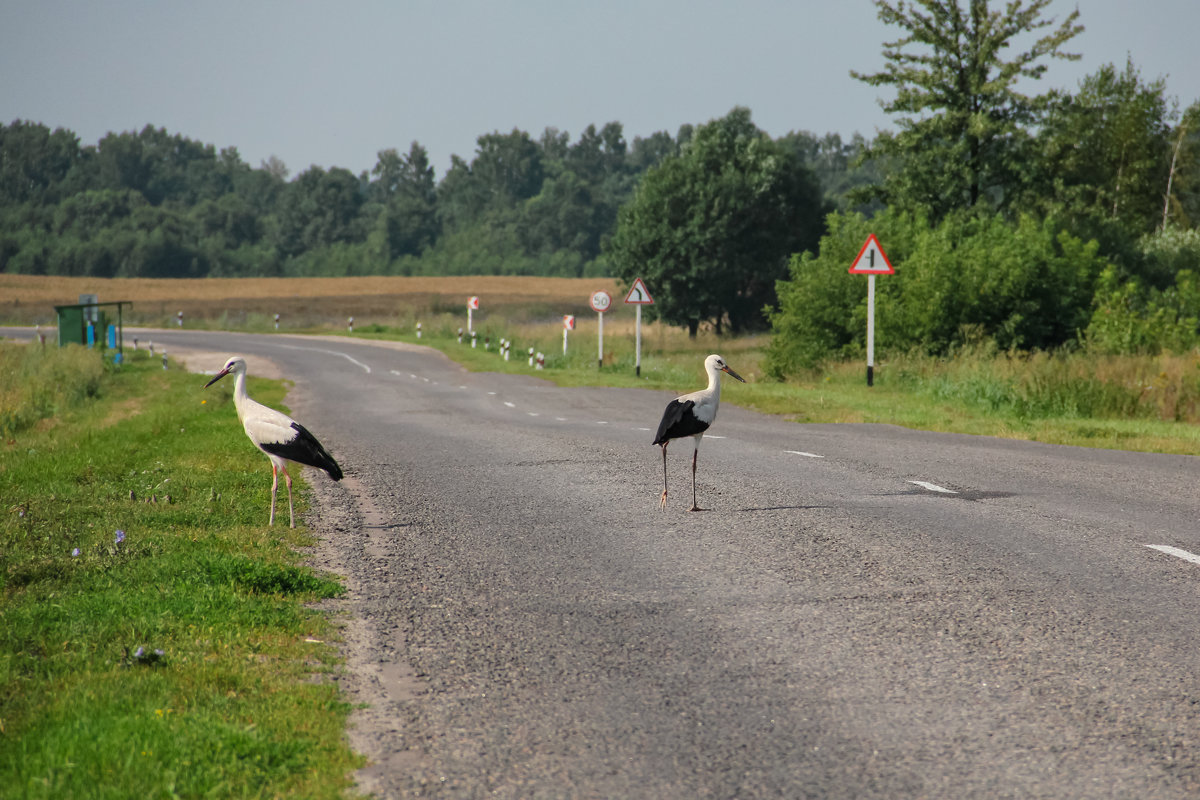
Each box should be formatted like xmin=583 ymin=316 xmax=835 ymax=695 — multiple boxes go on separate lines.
xmin=563 ymin=315 xmax=576 ymax=330
xmin=848 ymin=234 xmax=894 ymax=275
xmin=590 ymin=290 xmax=612 ymax=313
xmin=467 ymin=296 xmax=480 ymax=309
xmin=624 ymin=278 xmax=654 ymax=304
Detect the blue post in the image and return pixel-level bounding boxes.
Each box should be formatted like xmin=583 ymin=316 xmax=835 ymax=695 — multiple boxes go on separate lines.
xmin=86 ymin=323 xmax=95 ymax=348
xmin=107 ymin=324 xmax=117 ymax=348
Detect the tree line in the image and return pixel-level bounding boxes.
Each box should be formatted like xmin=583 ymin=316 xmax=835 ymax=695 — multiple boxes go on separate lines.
xmin=4 ymin=1 xmax=1199 ymax=367
xmin=0 ymin=116 xmax=869 ymax=283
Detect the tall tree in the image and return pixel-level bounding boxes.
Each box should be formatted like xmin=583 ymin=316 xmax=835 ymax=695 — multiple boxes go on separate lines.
xmin=607 ymin=107 xmax=825 ymax=336
xmin=1030 ymin=59 xmax=1172 ymax=256
xmin=852 ymin=0 xmax=1083 ymax=220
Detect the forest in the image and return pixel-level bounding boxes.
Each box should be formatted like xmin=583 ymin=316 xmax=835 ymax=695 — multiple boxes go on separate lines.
xmin=3 ymin=1 xmax=1200 ymax=370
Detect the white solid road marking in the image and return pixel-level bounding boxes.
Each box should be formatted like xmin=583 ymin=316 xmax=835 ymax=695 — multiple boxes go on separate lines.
xmin=1144 ymin=544 xmax=1200 ymax=566
xmin=785 ymin=450 xmax=825 ymax=458
xmin=705 ymin=435 xmax=726 ymax=439
xmin=908 ymin=480 xmax=957 ymax=494
xmin=275 ymin=344 xmax=371 ymax=373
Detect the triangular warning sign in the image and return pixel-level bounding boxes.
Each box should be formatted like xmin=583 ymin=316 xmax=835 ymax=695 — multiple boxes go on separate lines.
xmin=848 ymin=234 xmax=894 ymax=275
xmin=624 ymin=277 xmax=654 ymax=304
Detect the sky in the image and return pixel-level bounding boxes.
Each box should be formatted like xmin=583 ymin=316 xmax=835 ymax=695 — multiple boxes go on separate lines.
xmin=3 ymin=0 xmax=1199 ymax=181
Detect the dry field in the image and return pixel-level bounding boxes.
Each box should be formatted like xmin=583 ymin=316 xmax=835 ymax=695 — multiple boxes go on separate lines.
xmin=0 ymin=275 xmax=624 ymax=329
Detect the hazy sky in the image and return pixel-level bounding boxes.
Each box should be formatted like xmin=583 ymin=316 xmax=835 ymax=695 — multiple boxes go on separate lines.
xmin=3 ymin=1 xmax=1198 ymax=180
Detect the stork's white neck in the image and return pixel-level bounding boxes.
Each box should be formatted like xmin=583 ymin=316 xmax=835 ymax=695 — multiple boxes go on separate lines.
xmin=705 ymin=365 xmax=723 ymax=396
xmin=231 ymin=369 xmax=251 ymax=419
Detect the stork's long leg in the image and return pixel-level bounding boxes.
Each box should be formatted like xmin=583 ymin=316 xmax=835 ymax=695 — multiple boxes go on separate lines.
xmin=659 ymin=442 xmax=669 ymax=511
xmin=689 ymin=444 xmax=701 ymax=512
xmin=269 ymin=463 xmax=279 ymax=526
xmin=282 ymin=465 xmax=295 ymax=528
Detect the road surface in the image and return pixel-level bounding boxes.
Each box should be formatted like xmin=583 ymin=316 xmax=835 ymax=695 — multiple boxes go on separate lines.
xmin=7 ymin=327 xmax=1200 ymax=798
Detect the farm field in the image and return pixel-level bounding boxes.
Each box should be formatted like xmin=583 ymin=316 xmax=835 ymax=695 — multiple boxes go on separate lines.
xmin=0 ymin=274 xmax=623 ymax=330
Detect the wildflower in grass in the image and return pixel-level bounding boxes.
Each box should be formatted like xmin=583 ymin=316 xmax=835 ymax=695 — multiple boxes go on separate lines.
xmin=71 ymin=548 xmax=80 ymax=557
xmin=115 ymin=529 xmax=125 ymax=544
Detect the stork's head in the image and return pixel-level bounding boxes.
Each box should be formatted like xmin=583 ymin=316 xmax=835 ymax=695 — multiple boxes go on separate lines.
xmin=706 ymin=354 xmax=746 ymax=383
xmin=204 ymin=355 xmax=247 ymax=388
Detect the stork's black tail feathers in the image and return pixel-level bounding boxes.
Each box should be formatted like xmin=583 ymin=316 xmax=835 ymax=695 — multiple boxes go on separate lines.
xmin=263 ymin=422 xmax=343 ymax=480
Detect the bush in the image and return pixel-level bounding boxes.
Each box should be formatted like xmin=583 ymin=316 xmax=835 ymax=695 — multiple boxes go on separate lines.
xmin=766 ymin=209 xmax=1111 ymax=378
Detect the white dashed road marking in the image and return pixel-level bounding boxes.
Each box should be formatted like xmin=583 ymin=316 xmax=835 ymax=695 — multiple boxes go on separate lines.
xmin=275 ymin=344 xmax=371 ymax=373
xmin=1144 ymin=545 xmax=1200 ymax=566
xmin=785 ymin=450 xmax=825 ymax=458
xmin=908 ymin=480 xmax=957 ymax=494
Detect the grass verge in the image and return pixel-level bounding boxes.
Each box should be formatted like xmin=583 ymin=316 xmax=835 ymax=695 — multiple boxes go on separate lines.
xmin=0 ymin=343 xmax=361 ymax=799
xmin=349 ymin=323 xmax=1200 ymax=456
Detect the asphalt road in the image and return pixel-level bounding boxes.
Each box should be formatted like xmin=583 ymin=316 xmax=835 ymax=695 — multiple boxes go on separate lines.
xmin=9 ymin=327 xmax=1200 ymax=798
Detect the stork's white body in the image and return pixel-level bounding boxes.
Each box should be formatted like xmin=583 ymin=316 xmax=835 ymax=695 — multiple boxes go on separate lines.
xmin=205 ymin=356 xmax=343 ymax=527
xmin=652 ymin=354 xmax=745 ymax=511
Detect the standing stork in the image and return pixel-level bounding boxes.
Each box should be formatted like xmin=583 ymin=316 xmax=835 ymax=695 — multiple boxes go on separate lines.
xmin=204 ymin=356 xmax=343 ymax=527
xmin=652 ymin=354 xmax=745 ymax=511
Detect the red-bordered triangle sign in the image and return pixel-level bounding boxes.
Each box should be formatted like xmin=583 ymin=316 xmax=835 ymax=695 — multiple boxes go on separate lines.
xmin=624 ymin=277 xmax=654 ymax=304
xmin=848 ymin=234 xmax=894 ymax=275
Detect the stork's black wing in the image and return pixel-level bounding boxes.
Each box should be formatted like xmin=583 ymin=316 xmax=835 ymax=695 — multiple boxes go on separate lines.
xmin=652 ymin=399 xmax=709 ymax=445
xmin=261 ymin=422 xmax=344 ymax=480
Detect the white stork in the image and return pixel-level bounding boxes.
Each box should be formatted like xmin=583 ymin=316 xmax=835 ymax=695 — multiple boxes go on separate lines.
xmin=204 ymin=356 xmax=343 ymax=527
xmin=652 ymin=353 xmax=745 ymax=511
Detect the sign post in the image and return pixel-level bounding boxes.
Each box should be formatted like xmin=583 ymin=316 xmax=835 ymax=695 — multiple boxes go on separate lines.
xmin=590 ymin=290 xmax=612 ymax=368
xmin=623 ymin=278 xmax=654 ymax=377
xmin=562 ymin=315 xmax=575 ymax=355
xmin=467 ymin=296 xmax=479 ymax=333
xmin=847 ymin=234 xmax=894 ymax=386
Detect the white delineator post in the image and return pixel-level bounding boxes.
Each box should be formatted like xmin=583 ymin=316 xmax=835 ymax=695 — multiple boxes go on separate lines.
xmin=597 ymin=311 xmax=604 ymax=368
xmin=866 ymin=273 xmax=876 ymax=387
xmin=635 ymin=305 xmax=642 ymax=377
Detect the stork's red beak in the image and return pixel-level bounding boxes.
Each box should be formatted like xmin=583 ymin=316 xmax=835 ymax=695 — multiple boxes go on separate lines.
xmin=204 ymin=367 xmax=231 ymax=388
xmin=722 ymin=365 xmax=746 ymax=383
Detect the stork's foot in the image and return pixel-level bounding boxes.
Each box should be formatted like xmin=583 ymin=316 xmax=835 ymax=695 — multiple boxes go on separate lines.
xmin=659 ymin=490 xmax=668 ymax=511
xmin=688 ymin=504 xmax=704 ymax=512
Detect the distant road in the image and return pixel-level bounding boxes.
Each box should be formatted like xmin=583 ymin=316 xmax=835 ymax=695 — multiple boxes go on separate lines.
xmin=7 ymin=326 xmax=1200 ymax=798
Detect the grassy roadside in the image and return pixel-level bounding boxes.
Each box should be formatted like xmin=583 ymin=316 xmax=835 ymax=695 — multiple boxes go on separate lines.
xmin=346 ymin=322 xmax=1200 ymax=457
xmin=0 ymin=343 xmax=362 ymax=799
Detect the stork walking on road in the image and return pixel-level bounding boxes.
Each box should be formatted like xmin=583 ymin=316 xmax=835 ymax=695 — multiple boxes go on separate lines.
xmin=204 ymin=356 xmax=343 ymax=527
xmin=652 ymin=354 xmax=745 ymax=511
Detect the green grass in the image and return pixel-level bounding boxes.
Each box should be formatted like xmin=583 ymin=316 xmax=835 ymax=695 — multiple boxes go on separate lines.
xmin=0 ymin=344 xmax=362 ymax=799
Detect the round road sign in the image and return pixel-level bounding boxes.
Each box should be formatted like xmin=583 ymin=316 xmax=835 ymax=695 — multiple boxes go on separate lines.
xmin=590 ymin=290 xmax=612 ymax=313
